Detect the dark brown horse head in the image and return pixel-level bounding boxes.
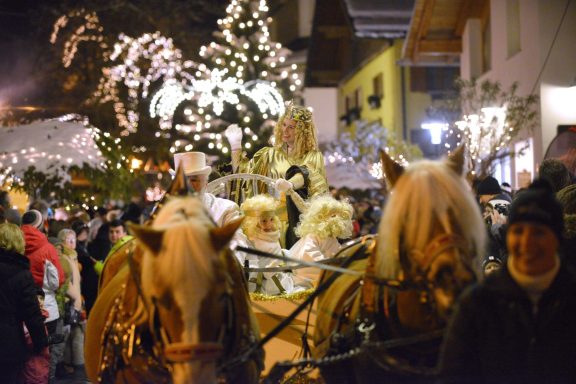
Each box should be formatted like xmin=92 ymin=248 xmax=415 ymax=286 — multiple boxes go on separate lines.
xmin=130 ymin=196 xmax=244 ymax=384
xmin=376 ymin=146 xmax=485 ymax=330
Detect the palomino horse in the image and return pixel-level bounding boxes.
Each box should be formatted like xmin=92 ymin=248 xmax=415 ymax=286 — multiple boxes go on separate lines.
xmin=85 ymin=196 xmax=263 ymax=384
xmin=313 ymin=147 xmax=486 ymax=383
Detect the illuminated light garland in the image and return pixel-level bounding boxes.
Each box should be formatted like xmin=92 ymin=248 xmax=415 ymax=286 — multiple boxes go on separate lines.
xmin=149 ymin=80 xmax=194 ymax=120
xmin=449 ymin=106 xmax=508 ymax=164
xmin=53 ymin=0 xmax=303 ymax=155
xmin=324 ymin=120 xmax=419 ymax=180
xmin=50 ymin=10 xmax=107 ymax=68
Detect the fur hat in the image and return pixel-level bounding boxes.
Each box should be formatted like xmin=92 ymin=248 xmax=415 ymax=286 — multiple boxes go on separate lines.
xmin=173 ymin=152 xmax=212 ymax=176
xmin=21 ymin=209 xmax=43 ymax=230
xmin=477 ymin=176 xmax=501 ymax=196
xmin=557 ymin=184 xmax=576 ymax=215
xmin=538 ymin=158 xmax=571 ymax=193
xmin=507 ymin=179 xmax=564 ymax=240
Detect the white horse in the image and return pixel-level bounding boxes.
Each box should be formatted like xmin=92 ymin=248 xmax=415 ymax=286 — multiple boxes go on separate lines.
xmin=85 ymin=196 xmax=263 ymax=384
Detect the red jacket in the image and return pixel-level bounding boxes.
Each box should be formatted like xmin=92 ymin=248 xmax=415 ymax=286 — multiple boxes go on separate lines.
xmin=21 ymin=225 xmax=64 ymax=288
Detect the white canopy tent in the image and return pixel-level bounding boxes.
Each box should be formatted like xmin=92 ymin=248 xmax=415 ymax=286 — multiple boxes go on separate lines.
xmin=0 ymin=116 xmax=106 ymax=184
xmin=325 ymin=161 xmax=382 ymax=190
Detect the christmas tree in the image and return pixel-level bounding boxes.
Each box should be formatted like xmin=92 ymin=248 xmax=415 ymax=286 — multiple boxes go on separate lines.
xmin=50 ymin=0 xmax=302 ymax=167
xmin=150 ymin=0 xmax=303 ymax=165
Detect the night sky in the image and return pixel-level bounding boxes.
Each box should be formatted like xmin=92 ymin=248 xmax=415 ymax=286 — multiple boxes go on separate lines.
xmin=0 ymin=0 xmax=58 ymax=108
xmin=0 ymin=0 xmax=227 ymax=110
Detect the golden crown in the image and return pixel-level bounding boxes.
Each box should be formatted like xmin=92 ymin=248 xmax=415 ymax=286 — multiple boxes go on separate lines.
xmin=285 ymin=101 xmax=312 ymax=123
xmin=242 ymin=208 xmax=282 ymax=218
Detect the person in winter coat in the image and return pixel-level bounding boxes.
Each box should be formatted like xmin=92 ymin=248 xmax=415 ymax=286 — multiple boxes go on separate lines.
xmin=55 ymin=229 xmax=86 ymax=380
xmin=0 ymin=222 xmax=48 ymax=383
xmin=557 ymin=183 xmax=576 ymax=272
xmin=71 ymin=220 xmax=99 ymax=315
xmin=440 ymin=179 xmax=576 ymax=384
xmin=476 ymin=176 xmax=511 ymax=266
xmin=21 ymin=209 xmax=65 ymax=384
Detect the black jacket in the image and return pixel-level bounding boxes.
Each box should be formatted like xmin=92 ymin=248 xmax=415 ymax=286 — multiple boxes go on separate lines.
xmin=76 ymin=241 xmax=99 ymax=315
xmin=440 ymin=264 xmax=576 ymax=384
xmin=0 ymin=248 xmax=48 ymax=363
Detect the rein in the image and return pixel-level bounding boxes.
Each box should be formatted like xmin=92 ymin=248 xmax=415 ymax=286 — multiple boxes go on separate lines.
xmin=219 ymin=237 xmax=373 ymax=373
xmin=236 ymin=245 xmax=416 ymax=290
xmin=263 ymin=233 xmax=471 ymax=382
xmin=264 ymin=329 xmax=445 ymax=383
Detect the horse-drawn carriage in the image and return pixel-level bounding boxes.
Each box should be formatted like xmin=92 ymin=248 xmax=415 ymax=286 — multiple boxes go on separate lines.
xmin=84 ymin=147 xmax=485 ymax=383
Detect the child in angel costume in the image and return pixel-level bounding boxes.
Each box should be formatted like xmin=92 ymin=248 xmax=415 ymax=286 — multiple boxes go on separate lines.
xmin=240 ymin=194 xmax=296 ymax=295
xmin=289 ymin=195 xmax=355 ymax=288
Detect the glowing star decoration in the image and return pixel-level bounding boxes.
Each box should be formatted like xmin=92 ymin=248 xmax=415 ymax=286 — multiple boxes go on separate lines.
xmin=239 ymin=80 xmax=285 ymax=116
xmin=192 ymin=69 xmax=240 ymax=116
xmin=52 ymin=0 xmax=303 ymax=158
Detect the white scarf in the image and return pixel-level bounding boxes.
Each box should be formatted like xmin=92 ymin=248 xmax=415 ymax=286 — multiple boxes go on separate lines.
xmin=252 ymin=228 xmax=281 ymax=243
xmin=507 ymin=254 xmax=560 ymax=313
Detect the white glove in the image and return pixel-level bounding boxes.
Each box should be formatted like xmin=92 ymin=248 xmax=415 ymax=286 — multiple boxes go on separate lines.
xmin=274 ymin=178 xmax=293 ymax=193
xmin=224 ymin=124 xmax=243 ymax=151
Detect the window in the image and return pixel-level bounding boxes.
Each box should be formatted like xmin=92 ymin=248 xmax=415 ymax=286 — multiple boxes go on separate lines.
xmin=354 ymin=87 xmax=363 ymax=109
xmin=372 ymin=73 xmax=384 ymax=98
xmin=506 ymin=0 xmax=521 ymax=58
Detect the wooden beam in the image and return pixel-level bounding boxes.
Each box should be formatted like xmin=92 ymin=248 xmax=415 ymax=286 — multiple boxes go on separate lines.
xmin=402 ymin=0 xmax=427 ymax=61
xmin=455 ymin=0 xmax=473 ymax=37
xmin=455 ymin=0 xmax=487 ymax=36
xmin=416 ymin=0 xmax=436 ymax=41
xmin=418 ymin=39 xmax=462 ymax=54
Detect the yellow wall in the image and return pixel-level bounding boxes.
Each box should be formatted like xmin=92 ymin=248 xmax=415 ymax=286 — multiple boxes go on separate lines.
xmin=339 ymin=40 xmax=432 ymax=140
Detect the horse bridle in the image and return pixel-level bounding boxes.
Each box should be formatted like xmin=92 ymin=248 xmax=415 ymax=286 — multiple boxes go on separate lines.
xmin=126 ymin=249 xmax=226 ymax=366
xmin=356 ymin=232 xmax=472 ymax=336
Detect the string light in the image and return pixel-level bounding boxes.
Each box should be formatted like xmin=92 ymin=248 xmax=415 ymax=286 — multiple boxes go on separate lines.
xmin=52 ymin=0 xmax=303 ymax=157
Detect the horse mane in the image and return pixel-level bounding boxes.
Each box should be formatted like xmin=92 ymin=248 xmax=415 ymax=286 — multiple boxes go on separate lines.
xmin=140 ymin=196 xmax=218 ymax=340
xmin=375 ymin=160 xmax=486 ymax=279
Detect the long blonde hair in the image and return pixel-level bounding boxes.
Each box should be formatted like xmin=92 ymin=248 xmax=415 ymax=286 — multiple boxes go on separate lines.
xmin=273 ymin=104 xmax=319 ymax=158
xmin=295 ymin=195 xmax=354 ymax=240
xmin=375 ymin=160 xmax=486 ymax=279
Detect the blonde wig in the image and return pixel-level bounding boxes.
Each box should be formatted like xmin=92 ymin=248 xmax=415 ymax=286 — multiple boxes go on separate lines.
xmin=0 ymin=222 xmax=25 ymax=254
xmin=273 ymin=103 xmax=319 ymax=158
xmin=295 ymin=195 xmax=354 ymax=240
xmin=375 ymin=160 xmax=486 ymax=280
xmin=240 ymin=194 xmax=281 ymax=239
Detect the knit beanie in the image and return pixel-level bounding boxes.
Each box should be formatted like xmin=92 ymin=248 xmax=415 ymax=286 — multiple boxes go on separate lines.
xmin=556 ymin=184 xmax=576 ymax=215
xmin=22 ymin=209 xmax=43 ymax=230
xmin=477 ymin=176 xmax=501 ymax=195
xmin=507 ymin=179 xmax=564 ymax=240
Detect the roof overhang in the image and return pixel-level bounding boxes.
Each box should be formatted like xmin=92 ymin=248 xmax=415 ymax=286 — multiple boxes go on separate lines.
xmin=401 ymin=0 xmax=488 ymax=66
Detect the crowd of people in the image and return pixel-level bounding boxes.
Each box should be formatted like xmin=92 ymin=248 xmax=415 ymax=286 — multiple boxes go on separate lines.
xmin=0 ymin=197 xmax=135 ymax=383
xmin=0 ymin=100 xmax=574 ymax=383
